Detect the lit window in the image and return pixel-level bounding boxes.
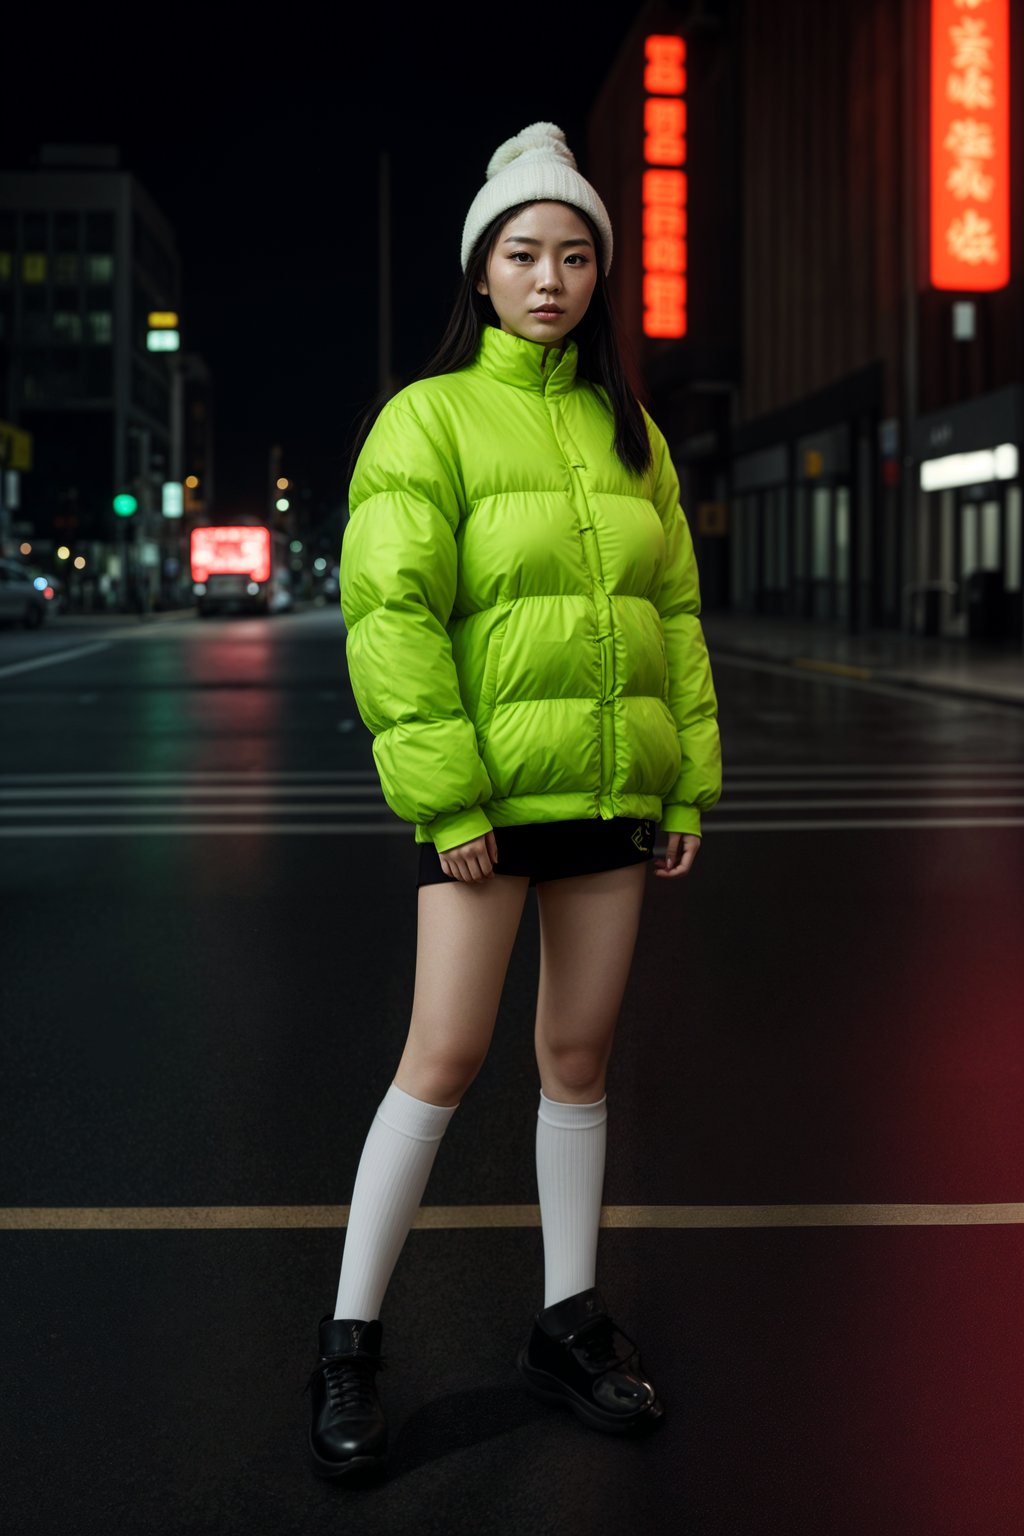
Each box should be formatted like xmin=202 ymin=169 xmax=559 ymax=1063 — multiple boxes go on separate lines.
xmin=87 ymin=311 xmax=112 ymax=344
xmin=87 ymin=254 xmax=114 ymax=283
xmin=23 ymin=253 xmax=47 ymax=283
xmin=0 ymin=253 xmax=11 ymax=282
xmin=53 ymin=312 xmax=83 ymax=342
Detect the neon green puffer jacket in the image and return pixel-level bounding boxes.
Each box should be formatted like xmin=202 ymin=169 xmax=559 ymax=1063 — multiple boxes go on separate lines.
xmin=341 ymin=323 xmax=721 ymax=853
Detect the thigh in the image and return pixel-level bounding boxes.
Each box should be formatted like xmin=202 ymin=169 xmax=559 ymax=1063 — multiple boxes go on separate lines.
xmin=396 ymin=874 xmax=532 ymax=1088
xmin=534 ymin=862 xmax=648 ymax=1059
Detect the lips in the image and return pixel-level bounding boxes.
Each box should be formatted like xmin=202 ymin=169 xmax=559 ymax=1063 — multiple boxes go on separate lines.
xmin=531 ymin=306 xmax=563 ymax=315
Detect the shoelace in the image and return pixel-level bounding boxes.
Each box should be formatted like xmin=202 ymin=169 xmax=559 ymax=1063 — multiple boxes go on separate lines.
xmin=301 ymin=1349 xmax=388 ymax=1403
xmin=565 ymin=1315 xmax=640 ymax=1375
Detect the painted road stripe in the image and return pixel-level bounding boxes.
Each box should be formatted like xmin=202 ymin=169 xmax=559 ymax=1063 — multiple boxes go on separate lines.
xmin=708 ymin=797 xmax=1024 ymax=810
xmin=793 ymin=657 xmax=875 ymax=681
xmin=1 ymin=1203 xmax=1021 ymax=1230
xmin=724 ymin=777 xmax=1024 ymax=790
xmin=3 ymin=781 xmax=1022 ymax=800
xmin=2 ymin=804 xmax=1024 ymax=829
xmin=0 ymin=804 xmax=390 ymax=817
xmin=0 ymin=642 xmax=112 ymax=679
xmin=1 ymin=816 xmax=1024 ymax=838
xmin=0 ymin=789 xmax=389 ymax=802
xmin=724 ymin=763 xmax=1024 ymax=775
xmin=5 ymin=799 xmax=1024 ymax=821
xmin=0 ymin=765 xmax=1014 ymax=781
xmin=0 ymin=771 xmax=381 ymax=783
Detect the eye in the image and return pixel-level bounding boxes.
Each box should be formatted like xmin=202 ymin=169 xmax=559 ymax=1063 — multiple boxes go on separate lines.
xmin=565 ymin=254 xmax=589 ymax=265
xmin=508 ymin=251 xmax=533 ymax=262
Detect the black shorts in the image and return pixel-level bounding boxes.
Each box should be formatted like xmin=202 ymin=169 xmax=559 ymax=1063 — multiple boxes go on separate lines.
xmin=417 ymin=817 xmax=656 ymax=888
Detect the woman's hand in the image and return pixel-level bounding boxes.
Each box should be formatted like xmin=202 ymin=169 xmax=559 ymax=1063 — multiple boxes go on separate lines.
xmin=438 ymin=830 xmax=500 ymax=883
xmin=653 ymin=831 xmax=700 ymax=878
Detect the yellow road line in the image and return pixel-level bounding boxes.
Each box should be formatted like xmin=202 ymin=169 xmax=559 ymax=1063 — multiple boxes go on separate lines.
xmin=793 ymin=657 xmax=876 ymax=681
xmin=1 ymin=1204 xmax=1021 ymax=1231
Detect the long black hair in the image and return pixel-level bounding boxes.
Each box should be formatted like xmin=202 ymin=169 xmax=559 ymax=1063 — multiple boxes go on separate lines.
xmin=345 ymin=201 xmax=653 ymax=485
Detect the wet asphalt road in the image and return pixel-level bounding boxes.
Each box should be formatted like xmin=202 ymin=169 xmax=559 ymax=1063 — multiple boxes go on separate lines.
xmin=2 ymin=606 xmax=1022 ymax=1536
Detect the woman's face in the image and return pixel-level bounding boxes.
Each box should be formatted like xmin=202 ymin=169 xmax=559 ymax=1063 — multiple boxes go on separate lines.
xmin=476 ymin=201 xmax=598 ymax=346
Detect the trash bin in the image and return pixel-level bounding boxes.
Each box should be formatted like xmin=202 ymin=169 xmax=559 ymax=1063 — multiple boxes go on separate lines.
xmin=965 ymin=569 xmax=1004 ymax=640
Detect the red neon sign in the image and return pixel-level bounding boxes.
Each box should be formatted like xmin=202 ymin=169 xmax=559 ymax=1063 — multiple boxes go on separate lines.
xmin=930 ymin=0 xmax=1010 ymax=290
xmin=643 ymin=34 xmax=688 ymax=337
xmin=190 ymin=526 xmax=271 ymax=583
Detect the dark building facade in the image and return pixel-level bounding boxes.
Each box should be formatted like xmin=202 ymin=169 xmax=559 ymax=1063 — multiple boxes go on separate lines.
xmin=0 ymin=144 xmax=214 ymax=606
xmin=589 ymin=0 xmax=1023 ymax=645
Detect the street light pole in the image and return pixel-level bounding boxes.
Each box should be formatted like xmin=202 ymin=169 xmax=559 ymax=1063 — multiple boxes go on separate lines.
xmin=378 ymin=150 xmax=392 ymax=397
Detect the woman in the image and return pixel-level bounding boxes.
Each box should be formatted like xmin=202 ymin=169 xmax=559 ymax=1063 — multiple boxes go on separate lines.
xmin=305 ymin=122 xmax=721 ymax=1481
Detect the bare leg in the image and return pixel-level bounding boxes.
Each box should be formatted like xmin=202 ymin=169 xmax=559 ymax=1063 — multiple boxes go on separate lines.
xmin=334 ymin=873 xmax=531 ymax=1321
xmin=533 ymin=863 xmax=648 ymax=1101
xmin=394 ymin=874 xmax=531 ymax=1105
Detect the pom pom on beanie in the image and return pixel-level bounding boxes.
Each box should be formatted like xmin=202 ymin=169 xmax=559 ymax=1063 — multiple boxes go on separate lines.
xmin=461 ymin=122 xmax=613 ymax=275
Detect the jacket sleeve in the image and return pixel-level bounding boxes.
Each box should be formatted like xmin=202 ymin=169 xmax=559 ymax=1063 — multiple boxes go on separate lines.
xmin=340 ymin=397 xmax=493 ymax=853
xmin=645 ymin=412 xmax=722 ymax=837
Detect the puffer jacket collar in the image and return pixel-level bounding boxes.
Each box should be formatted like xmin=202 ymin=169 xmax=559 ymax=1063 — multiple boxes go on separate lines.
xmin=471 ymin=323 xmax=579 ymax=397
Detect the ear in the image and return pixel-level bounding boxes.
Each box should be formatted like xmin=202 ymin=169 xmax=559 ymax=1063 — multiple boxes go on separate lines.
xmin=475 ymin=278 xmax=489 ymax=296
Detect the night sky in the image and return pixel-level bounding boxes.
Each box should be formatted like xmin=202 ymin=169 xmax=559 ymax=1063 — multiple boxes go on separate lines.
xmin=3 ymin=13 xmax=643 ymax=519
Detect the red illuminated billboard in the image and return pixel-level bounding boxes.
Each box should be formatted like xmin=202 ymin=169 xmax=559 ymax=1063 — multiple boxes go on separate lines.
xmin=190 ymin=526 xmax=272 ymax=584
xmin=643 ymin=33 xmax=688 ymax=338
xmin=930 ymin=0 xmax=1010 ymax=290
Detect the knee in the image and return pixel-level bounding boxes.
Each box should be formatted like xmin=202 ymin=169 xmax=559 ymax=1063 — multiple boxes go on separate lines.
xmin=538 ymin=1043 xmax=608 ymax=1098
xmin=395 ymin=1045 xmax=485 ymax=1107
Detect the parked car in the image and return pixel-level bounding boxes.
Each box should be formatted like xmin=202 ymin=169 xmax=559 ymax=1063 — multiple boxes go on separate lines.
xmin=0 ymin=559 xmax=59 ymax=627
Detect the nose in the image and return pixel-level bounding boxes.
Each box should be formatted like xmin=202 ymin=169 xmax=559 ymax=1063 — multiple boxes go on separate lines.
xmin=535 ymin=258 xmax=562 ymax=294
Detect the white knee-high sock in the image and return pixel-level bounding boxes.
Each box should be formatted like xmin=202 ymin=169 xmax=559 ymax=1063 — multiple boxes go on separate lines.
xmin=334 ymin=1081 xmax=458 ymax=1322
xmin=535 ymin=1088 xmax=608 ymax=1309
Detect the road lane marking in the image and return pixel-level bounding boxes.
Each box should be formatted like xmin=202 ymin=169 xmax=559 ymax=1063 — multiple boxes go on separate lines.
xmin=3 ymin=783 xmax=1022 ymax=801
xmin=1 ymin=1203 xmax=1021 ymax=1230
xmin=0 ymin=786 xmax=387 ymax=799
xmin=0 ymin=642 xmax=112 ymax=679
xmin=0 ymin=806 xmax=390 ymax=819
xmin=0 ymin=771 xmax=381 ymax=782
xmin=1 ymin=765 xmax=1015 ymax=782
xmin=7 ymin=798 xmax=1019 ymax=818
xmin=703 ymin=797 xmax=1024 ymax=810
xmin=725 ymin=763 xmax=1024 ymax=774
xmin=793 ymin=657 xmax=875 ymax=681
xmin=2 ymin=818 xmax=1024 ymax=837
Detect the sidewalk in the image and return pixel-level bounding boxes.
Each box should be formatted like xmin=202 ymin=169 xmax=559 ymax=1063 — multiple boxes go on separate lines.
xmin=701 ymin=612 xmax=1024 ymax=709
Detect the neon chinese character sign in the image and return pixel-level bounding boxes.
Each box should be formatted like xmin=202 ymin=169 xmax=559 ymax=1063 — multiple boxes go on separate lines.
xmin=643 ymin=33 xmax=687 ymax=337
xmin=930 ymin=0 xmax=1009 ymax=290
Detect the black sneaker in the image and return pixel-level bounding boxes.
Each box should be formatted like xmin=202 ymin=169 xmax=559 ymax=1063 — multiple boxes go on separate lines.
xmin=516 ymin=1286 xmax=664 ymax=1435
xmin=304 ymin=1316 xmax=388 ymax=1480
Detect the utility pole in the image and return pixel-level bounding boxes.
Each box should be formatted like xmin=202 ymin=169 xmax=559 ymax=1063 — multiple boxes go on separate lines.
xmin=378 ymin=150 xmax=392 ymax=398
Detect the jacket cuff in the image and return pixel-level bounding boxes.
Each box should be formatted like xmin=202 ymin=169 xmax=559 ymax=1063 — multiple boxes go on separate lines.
xmin=660 ymin=804 xmax=702 ymax=837
xmin=427 ymin=804 xmax=494 ymax=854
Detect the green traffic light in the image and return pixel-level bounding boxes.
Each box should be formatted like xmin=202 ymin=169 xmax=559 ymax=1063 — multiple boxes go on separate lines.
xmin=113 ymin=494 xmax=138 ymax=517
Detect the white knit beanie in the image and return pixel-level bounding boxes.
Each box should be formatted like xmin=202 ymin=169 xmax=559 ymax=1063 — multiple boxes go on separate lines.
xmin=460 ymin=122 xmax=613 ymax=275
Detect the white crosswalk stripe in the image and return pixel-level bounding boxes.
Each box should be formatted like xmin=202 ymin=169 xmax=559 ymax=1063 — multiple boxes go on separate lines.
xmin=711 ymin=762 xmax=1024 ymax=828
xmin=0 ymin=764 xmax=1021 ymax=836
xmin=0 ymin=771 xmax=393 ymax=836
